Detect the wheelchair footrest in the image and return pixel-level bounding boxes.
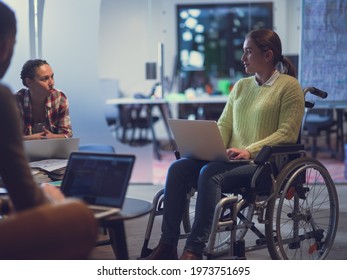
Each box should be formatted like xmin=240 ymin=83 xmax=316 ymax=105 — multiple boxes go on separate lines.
xmin=233 ymin=240 xmax=246 ymax=258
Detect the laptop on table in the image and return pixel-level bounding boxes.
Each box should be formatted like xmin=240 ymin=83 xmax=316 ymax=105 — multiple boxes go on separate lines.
xmin=61 ymin=152 xmax=135 ymax=219
xmin=168 ymin=119 xmax=250 ymax=163
xmin=24 ymin=138 xmax=80 ymax=161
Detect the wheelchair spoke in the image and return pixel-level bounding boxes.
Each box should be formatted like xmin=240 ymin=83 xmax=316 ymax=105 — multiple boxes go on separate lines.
xmin=265 ymin=157 xmax=339 ymax=260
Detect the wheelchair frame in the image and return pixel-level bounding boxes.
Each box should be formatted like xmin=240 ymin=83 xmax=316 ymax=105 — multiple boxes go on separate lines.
xmin=140 ymin=88 xmax=339 ymax=260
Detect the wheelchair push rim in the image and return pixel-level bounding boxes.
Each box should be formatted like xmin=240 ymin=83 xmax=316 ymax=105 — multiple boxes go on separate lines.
xmin=266 ymin=157 xmax=339 ymax=260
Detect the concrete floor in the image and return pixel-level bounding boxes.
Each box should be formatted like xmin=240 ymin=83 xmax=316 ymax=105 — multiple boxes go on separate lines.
xmin=90 ymin=182 xmax=347 ymax=260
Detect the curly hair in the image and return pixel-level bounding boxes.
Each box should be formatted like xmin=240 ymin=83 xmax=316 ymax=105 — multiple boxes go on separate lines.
xmin=20 ymin=59 xmax=49 ymax=87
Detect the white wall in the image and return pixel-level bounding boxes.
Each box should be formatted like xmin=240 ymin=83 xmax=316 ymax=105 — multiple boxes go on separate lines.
xmin=43 ymin=0 xmax=112 ymax=145
xmin=2 ymin=0 xmax=30 ymax=89
xmin=286 ymin=0 xmax=302 ymax=55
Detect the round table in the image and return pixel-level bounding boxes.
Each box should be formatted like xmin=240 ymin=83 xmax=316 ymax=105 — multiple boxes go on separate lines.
xmin=98 ymin=197 xmax=153 ymax=259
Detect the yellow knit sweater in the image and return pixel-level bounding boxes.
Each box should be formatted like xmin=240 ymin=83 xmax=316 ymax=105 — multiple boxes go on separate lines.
xmin=217 ymin=74 xmax=305 ymax=158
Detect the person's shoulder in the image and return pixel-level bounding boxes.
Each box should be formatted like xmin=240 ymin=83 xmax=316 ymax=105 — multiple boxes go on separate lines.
xmin=14 ymin=88 xmax=26 ymax=99
xmin=278 ymin=73 xmax=299 ymax=84
xmin=276 ymin=75 xmax=303 ymax=102
xmin=0 ymin=83 xmax=17 ymax=108
xmin=0 ymin=82 xmax=11 ymax=92
xmin=53 ymin=89 xmax=68 ymax=98
xmin=276 ymin=74 xmax=301 ymax=91
xmin=0 ymin=83 xmax=14 ymax=100
xmin=234 ymin=76 xmax=254 ymax=88
xmin=15 ymin=88 xmax=26 ymax=95
xmin=238 ymin=76 xmax=253 ymax=83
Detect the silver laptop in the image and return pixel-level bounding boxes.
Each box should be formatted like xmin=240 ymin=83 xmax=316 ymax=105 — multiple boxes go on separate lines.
xmin=168 ymin=119 xmax=250 ymax=163
xmin=61 ymin=152 xmax=135 ymax=219
xmin=23 ymin=138 xmax=80 ymax=161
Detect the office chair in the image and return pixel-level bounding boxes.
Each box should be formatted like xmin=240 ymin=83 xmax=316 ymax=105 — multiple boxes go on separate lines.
xmin=79 ymin=143 xmax=115 ymax=153
xmin=116 ymin=87 xmax=161 ymax=160
xmin=117 ymin=103 xmax=159 ymax=145
xmin=303 ymin=108 xmax=338 ymax=157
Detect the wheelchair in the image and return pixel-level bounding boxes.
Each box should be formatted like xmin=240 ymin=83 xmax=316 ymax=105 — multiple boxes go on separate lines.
xmin=140 ymin=87 xmax=339 ymax=260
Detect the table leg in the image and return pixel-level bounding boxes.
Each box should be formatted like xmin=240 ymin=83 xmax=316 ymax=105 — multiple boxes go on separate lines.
xmin=148 ymin=104 xmax=161 ymax=160
xmin=107 ymin=221 xmax=129 ymax=260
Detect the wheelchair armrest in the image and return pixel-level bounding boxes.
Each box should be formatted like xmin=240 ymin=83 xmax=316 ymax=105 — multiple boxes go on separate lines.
xmin=253 ymin=144 xmax=305 ymax=165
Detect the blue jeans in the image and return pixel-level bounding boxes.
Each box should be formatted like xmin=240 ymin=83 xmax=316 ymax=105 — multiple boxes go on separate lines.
xmin=160 ymin=158 xmax=254 ymax=255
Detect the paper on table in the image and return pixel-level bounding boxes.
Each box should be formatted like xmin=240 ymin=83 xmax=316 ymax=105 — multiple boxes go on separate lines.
xmin=29 ymin=159 xmax=68 ymax=172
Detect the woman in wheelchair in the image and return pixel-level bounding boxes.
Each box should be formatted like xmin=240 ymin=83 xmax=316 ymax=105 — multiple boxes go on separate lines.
xmin=144 ymin=29 xmax=305 ymax=260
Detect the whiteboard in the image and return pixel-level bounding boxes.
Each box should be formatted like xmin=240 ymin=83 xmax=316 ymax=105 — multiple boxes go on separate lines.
xmin=300 ymin=0 xmax=347 ymax=101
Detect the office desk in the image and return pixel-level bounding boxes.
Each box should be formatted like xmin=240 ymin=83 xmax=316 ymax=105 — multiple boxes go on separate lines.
xmin=168 ymin=95 xmax=228 ymax=120
xmin=99 ymin=197 xmax=153 ymax=260
xmin=168 ymin=95 xmax=228 ymax=104
xmin=106 ymin=98 xmax=176 ymax=159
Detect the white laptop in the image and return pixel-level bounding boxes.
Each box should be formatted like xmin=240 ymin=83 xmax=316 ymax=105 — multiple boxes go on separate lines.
xmin=60 ymin=152 xmax=135 ymax=219
xmin=23 ymin=138 xmax=80 ymax=161
xmin=168 ymin=119 xmax=250 ymax=163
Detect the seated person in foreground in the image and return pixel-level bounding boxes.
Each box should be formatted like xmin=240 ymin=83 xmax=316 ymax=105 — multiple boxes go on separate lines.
xmin=15 ymin=59 xmax=73 ymax=140
xmin=0 ymin=2 xmax=96 ymax=259
xmin=0 ymin=5 xmax=55 ymax=212
xmin=144 ymin=29 xmax=305 ymax=260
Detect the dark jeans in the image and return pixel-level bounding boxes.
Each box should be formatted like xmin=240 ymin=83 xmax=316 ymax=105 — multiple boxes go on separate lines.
xmin=160 ymin=158 xmax=255 ymax=255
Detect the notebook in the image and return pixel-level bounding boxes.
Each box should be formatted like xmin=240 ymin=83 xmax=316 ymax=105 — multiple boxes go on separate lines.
xmin=24 ymin=138 xmax=80 ymax=161
xmin=60 ymin=152 xmax=135 ymax=219
xmin=168 ymin=119 xmax=250 ymax=163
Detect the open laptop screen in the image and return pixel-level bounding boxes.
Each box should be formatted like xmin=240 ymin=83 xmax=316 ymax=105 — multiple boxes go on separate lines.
xmin=61 ymin=152 xmax=135 ymax=207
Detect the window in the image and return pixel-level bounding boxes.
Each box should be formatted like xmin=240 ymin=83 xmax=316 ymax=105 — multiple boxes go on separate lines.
xmin=176 ymin=3 xmax=273 ymax=93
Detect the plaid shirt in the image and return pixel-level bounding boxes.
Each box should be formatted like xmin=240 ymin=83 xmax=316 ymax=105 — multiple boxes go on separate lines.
xmin=15 ymin=88 xmax=73 ymax=137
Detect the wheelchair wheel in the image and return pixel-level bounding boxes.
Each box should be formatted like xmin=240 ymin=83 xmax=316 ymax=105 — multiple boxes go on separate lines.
xmin=183 ymin=191 xmax=255 ymax=258
xmin=265 ymin=157 xmax=339 ymax=260
xmin=181 ymin=189 xmax=196 ymax=234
